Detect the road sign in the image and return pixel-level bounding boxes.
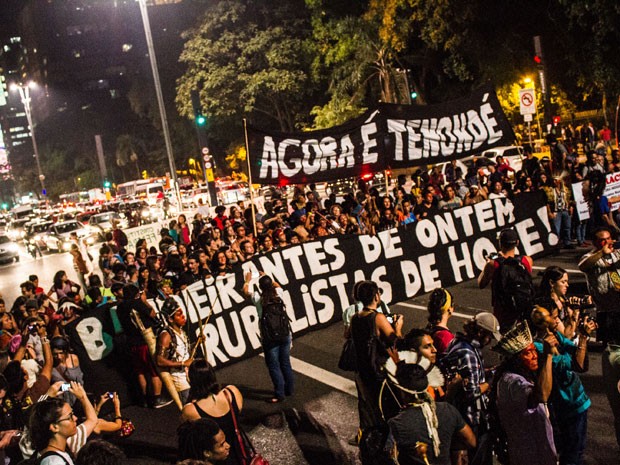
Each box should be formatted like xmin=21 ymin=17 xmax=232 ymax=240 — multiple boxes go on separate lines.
xmin=203 ymin=155 xmax=210 ymax=162
xmin=519 ymin=88 xmax=536 ymax=115
xmin=524 ymin=114 xmax=533 ymax=122
xmin=201 ymin=147 xmax=210 ymax=155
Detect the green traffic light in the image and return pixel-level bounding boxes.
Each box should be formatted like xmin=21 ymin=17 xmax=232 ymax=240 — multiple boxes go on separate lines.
xmin=411 ymin=91 xmax=418 ymax=100
xmin=196 ymin=114 xmax=206 ymax=126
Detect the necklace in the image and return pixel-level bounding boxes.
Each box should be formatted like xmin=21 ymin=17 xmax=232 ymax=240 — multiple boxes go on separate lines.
xmin=47 ymin=444 xmax=65 ymax=452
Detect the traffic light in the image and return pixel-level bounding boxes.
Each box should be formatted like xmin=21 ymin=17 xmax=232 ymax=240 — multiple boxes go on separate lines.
xmin=411 ymin=91 xmax=418 ymax=100
xmin=534 ymin=55 xmax=542 ymax=64
xmin=553 ymin=116 xmax=561 ymax=125
xmin=191 ymin=90 xmax=207 ymax=127
xmin=103 ymin=180 xmax=111 ymax=189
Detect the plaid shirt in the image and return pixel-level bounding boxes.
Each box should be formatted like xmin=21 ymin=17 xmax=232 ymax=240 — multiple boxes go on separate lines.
xmin=440 ymin=334 xmax=487 ymax=427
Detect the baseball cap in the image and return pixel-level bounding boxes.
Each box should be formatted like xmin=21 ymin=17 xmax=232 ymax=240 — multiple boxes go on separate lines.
xmin=499 ymin=228 xmax=519 ymax=246
xmin=473 ymin=312 xmax=501 ymax=340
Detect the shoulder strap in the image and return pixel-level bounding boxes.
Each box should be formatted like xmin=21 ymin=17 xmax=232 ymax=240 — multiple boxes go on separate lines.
xmin=36 ymin=451 xmax=71 ymax=465
xmin=224 ymin=389 xmax=255 ymax=461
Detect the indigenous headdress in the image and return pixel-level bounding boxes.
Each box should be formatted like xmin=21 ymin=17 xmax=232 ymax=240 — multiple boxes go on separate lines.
xmin=494 ymin=320 xmax=533 ymax=355
xmin=384 ymin=351 xmax=444 ymax=393
xmin=383 ymin=351 xmax=444 ymax=457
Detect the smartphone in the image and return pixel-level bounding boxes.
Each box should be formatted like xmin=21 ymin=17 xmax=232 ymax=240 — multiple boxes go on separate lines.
xmin=60 ymin=383 xmax=71 ymax=392
xmin=107 ymin=392 xmax=114 ymax=399
xmin=251 ymin=271 xmax=259 ymax=279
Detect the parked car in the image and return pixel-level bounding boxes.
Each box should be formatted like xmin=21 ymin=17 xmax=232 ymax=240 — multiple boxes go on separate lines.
xmin=480 ymin=145 xmax=524 ymax=173
xmin=42 ymin=220 xmax=98 ymax=252
xmin=0 ymin=234 xmax=20 ymax=263
xmin=426 ymin=160 xmax=468 ymax=186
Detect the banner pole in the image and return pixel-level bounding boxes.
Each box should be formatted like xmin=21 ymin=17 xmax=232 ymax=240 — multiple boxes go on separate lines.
xmin=243 ymin=118 xmax=258 ymax=238
xmin=183 ymin=288 xmax=209 ymax=358
xmin=384 ymin=169 xmax=390 ymax=197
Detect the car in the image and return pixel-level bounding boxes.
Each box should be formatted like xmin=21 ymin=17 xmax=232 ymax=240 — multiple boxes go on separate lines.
xmin=480 ymin=145 xmax=524 ymax=173
xmin=0 ymin=234 xmax=20 ymax=263
xmin=42 ymin=220 xmax=98 ymax=252
xmin=7 ymin=217 xmax=31 ymax=241
xmin=426 ymin=160 xmax=468 ymax=187
xmin=89 ymin=212 xmax=128 ymax=239
xmin=24 ymin=220 xmax=54 ymax=250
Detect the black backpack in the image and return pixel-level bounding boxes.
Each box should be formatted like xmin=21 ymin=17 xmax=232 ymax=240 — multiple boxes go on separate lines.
xmin=18 ymin=451 xmax=72 ymax=465
xmin=260 ymin=297 xmax=291 ymax=346
xmin=492 ymin=255 xmax=534 ymax=328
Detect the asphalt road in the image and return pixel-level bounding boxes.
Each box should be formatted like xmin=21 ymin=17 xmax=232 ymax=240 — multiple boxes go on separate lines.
xmin=0 ymin=245 xmax=617 ymax=464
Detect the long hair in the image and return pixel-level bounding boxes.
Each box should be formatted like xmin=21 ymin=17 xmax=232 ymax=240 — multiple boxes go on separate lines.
xmin=75 ymin=439 xmax=126 ymax=465
xmin=52 ymin=270 xmax=66 ymax=290
xmin=258 ymin=275 xmax=278 ymax=303
xmin=187 ymin=359 xmax=221 ymax=401
xmin=29 ymin=397 xmax=66 ymax=451
xmin=537 ymin=265 xmax=566 ymax=298
xmin=177 ymin=419 xmax=221 ymax=460
xmin=427 ymin=288 xmax=453 ymax=326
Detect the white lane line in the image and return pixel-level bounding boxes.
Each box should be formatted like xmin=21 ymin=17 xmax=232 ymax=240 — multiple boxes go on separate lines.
xmin=532 ymin=265 xmax=582 ymax=274
xmin=395 ymin=302 xmax=472 ymax=319
xmin=260 ymin=354 xmax=358 ymax=397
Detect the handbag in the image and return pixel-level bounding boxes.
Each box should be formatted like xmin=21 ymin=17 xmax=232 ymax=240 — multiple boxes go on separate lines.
xmin=225 ymin=390 xmax=270 ymax=465
xmin=338 ymin=338 xmax=357 ymax=371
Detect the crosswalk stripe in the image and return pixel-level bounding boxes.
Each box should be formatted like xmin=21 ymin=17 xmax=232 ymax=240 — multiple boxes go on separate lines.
xmin=532 ymin=265 xmax=582 ymax=274
xmin=260 ymin=353 xmax=358 ymax=397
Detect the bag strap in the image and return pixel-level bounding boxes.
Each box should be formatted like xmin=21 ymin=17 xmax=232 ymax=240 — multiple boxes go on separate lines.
xmin=36 ymin=451 xmax=71 ymax=465
xmin=224 ymin=389 xmax=256 ymax=461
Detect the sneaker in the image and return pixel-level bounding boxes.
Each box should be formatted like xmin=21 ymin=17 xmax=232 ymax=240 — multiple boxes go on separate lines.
xmin=153 ymin=397 xmax=174 ymax=409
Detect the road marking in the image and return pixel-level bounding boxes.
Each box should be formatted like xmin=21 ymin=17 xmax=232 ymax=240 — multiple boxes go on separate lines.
xmin=395 ymin=302 xmax=472 ymax=319
xmin=260 ymin=354 xmax=358 ymax=397
xmin=532 ymin=265 xmax=582 ymax=274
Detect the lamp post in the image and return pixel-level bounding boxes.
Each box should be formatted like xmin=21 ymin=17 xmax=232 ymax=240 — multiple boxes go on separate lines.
xmin=10 ymin=81 xmax=46 ymax=198
xmin=136 ymin=0 xmax=180 ymax=206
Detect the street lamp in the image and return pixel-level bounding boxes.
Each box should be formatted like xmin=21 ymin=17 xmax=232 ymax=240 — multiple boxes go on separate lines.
xmin=10 ymin=81 xmax=46 ymax=198
xmin=136 ymin=0 xmax=180 ymax=206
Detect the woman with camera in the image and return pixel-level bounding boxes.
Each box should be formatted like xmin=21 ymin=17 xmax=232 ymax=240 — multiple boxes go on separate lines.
xmin=531 ymin=305 xmax=596 ymax=465
xmin=536 ymin=266 xmax=591 ymax=340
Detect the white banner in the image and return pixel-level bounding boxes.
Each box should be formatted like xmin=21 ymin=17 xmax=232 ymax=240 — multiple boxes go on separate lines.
xmin=571 ymin=172 xmax=620 ymax=221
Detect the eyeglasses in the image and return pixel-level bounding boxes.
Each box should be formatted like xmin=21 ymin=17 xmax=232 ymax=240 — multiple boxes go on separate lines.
xmin=56 ymin=411 xmax=75 ymax=423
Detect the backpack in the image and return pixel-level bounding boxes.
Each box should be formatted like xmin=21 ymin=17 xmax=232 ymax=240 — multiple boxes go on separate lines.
xmin=259 ymin=297 xmax=290 ymax=346
xmin=18 ymin=450 xmax=72 ymax=465
xmin=118 ymin=230 xmax=128 ymax=247
xmin=492 ymin=255 xmax=534 ymax=328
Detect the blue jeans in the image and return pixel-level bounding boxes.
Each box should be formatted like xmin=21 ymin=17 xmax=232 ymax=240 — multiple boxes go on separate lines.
xmin=554 ymin=409 xmax=588 ymax=465
xmin=263 ymin=335 xmax=294 ymax=399
xmin=575 ymin=220 xmax=587 ymax=244
xmin=553 ymin=210 xmax=572 ymax=246
xmin=603 ymin=344 xmax=620 ymax=447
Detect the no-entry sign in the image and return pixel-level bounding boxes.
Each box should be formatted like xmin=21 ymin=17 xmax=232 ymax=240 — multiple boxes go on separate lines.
xmin=519 ymin=88 xmax=536 ymax=115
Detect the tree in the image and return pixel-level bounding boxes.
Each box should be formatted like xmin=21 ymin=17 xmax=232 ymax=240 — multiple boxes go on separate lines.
xmin=176 ymin=0 xmax=317 ymax=135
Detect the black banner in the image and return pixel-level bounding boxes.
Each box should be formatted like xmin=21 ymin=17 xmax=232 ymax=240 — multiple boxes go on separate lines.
xmin=177 ymin=193 xmax=555 ymax=367
xmin=246 ymin=85 xmax=515 ymax=185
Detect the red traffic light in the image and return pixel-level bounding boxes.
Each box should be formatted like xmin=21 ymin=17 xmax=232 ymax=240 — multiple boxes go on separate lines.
xmin=553 ymin=116 xmax=561 ymax=125
xmin=534 ymin=55 xmax=542 ymax=64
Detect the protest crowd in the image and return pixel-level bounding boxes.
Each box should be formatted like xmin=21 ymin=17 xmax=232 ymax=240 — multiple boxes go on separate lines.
xmin=0 ymin=125 xmax=619 ymax=465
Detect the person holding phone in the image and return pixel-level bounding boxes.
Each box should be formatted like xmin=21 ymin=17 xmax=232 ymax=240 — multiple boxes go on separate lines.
xmin=92 ymin=392 xmax=123 ymax=435
xmin=27 ymin=381 xmax=98 ymax=464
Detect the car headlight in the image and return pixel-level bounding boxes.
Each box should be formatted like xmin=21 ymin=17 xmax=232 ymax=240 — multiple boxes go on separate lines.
xmin=62 ymin=242 xmax=72 ymax=251
xmin=86 ymin=237 xmax=95 ymax=245
xmin=34 ymin=235 xmax=41 ymax=241
xmin=141 ymin=211 xmax=149 ymax=217
xmin=7 ymin=243 xmax=18 ymax=252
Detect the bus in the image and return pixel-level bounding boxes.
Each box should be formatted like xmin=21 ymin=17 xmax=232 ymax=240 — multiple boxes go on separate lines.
xmin=116 ymin=177 xmax=168 ymax=204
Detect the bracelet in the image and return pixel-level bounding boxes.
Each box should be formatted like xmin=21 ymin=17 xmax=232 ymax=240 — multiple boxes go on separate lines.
xmin=114 ymin=416 xmax=122 ymax=420
xmin=41 ymin=337 xmax=49 ymax=344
